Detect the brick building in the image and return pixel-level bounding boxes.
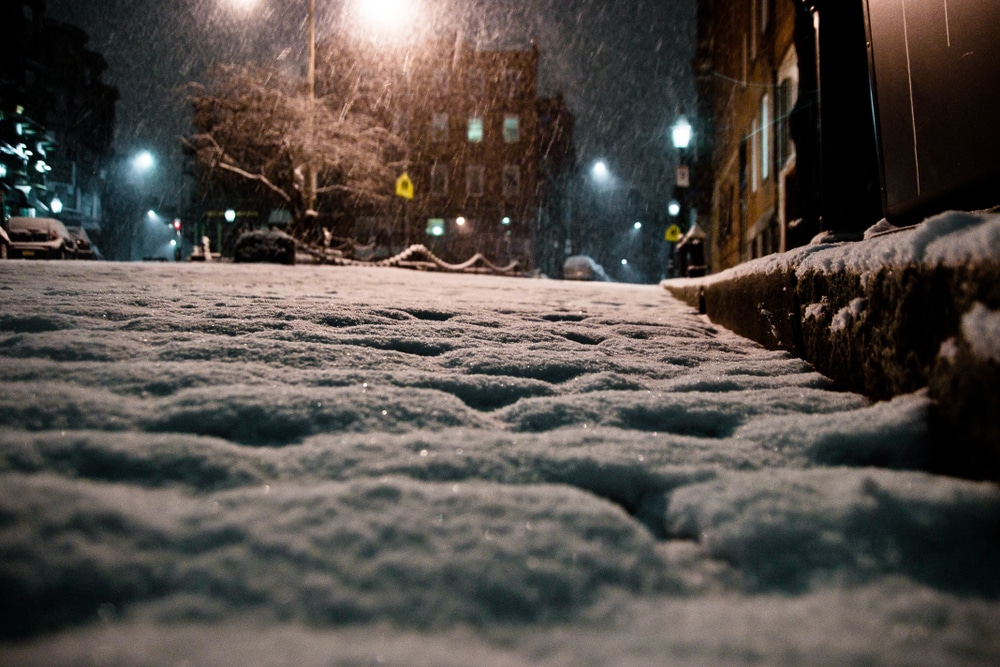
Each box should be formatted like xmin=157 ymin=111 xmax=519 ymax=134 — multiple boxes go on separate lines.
xmin=343 ymin=40 xmax=573 ymax=270
xmin=693 ymin=0 xmax=805 ymax=272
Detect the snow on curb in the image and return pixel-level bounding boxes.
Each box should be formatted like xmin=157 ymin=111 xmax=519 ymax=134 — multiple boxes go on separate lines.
xmin=663 ymin=211 xmax=1000 ymax=478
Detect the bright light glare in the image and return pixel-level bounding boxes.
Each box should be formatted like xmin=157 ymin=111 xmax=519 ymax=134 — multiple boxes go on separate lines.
xmin=133 ymin=150 xmax=155 ymax=172
xmin=456 ymin=216 xmax=466 ymax=226
xmin=633 ymin=221 xmax=642 ymax=230
xmin=228 ymin=0 xmax=259 ymax=10
xmin=147 ymin=210 xmax=157 ymax=219
xmin=224 ymin=209 xmax=237 ymax=223
xmin=50 ymin=197 xmax=63 ymax=214
xmin=671 ymin=116 xmax=693 ymax=149
xmin=621 ymin=258 xmax=629 ymax=266
xmin=354 ymin=0 xmax=415 ymax=32
xmin=668 ymin=201 xmax=681 ymax=217
xmin=592 ymin=161 xmax=609 ymax=181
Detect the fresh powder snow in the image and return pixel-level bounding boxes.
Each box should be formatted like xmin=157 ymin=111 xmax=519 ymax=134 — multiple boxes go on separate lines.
xmin=1 ymin=260 xmax=998 ymax=666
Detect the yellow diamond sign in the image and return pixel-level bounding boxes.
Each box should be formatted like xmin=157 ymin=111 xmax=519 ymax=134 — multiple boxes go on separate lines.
xmin=664 ymin=224 xmax=683 ymax=243
xmin=395 ymin=173 xmax=414 ymax=200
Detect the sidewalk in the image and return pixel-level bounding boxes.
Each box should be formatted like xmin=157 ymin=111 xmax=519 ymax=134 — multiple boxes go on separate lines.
xmin=664 ymin=210 xmax=1000 ymax=479
xmin=1 ymin=260 xmax=998 ymax=665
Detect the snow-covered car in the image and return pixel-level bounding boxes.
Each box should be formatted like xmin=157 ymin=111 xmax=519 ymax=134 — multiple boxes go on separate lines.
xmin=7 ymin=216 xmax=77 ymax=259
xmin=66 ymin=225 xmax=99 ymax=260
xmin=233 ymin=229 xmax=296 ymax=265
xmin=562 ymin=255 xmax=610 ymax=281
xmin=0 ymin=224 xmax=10 ymax=259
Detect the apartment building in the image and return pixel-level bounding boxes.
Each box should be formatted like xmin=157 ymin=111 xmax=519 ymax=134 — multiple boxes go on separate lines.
xmin=1 ymin=0 xmax=117 ymax=230
xmin=390 ymin=41 xmax=545 ymax=267
xmin=694 ymin=0 xmax=803 ymax=272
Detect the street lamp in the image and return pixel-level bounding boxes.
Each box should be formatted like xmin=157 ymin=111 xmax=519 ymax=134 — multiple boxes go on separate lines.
xmin=592 ymin=160 xmax=610 ymax=182
xmin=670 ymin=114 xmax=694 ymax=229
xmin=132 ymin=150 xmax=155 ymax=174
xmin=671 ymin=116 xmax=693 ymax=150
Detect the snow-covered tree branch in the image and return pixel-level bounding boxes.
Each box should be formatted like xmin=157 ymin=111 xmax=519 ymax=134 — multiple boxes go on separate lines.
xmin=185 ymin=60 xmax=403 ymax=240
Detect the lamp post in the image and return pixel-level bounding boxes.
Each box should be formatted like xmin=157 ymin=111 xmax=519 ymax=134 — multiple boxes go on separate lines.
xmin=670 ymin=115 xmax=693 ymax=228
xmin=669 ymin=116 xmax=694 ymax=277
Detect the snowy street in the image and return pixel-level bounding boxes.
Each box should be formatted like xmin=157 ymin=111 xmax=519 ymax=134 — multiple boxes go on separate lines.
xmin=1 ymin=261 xmax=998 ymax=666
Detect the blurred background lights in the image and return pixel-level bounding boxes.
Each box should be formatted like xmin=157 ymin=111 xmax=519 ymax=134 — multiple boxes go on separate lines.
xmin=132 ymin=150 xmax=155 ymax=173
xmin=356 ymin=0 xmax=411 ymax=26
xmin=633 ymin=221 xmax=642 ymax=230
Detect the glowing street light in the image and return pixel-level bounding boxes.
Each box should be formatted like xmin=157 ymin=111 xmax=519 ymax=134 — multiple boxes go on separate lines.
xmin=132 ymin=150 xmax=155 ymax=173
xmin=633 ymin=221 xmax=642 ymax=230
xmin=671 ymin=116 xmax=693 ymax=150
xmin=353 ymin=0 xmax=416 ymax=34
xmin=668 ymin=200 xmax=681 ymax=217
xmin=592 ymin=160 xmax=610 ymax=181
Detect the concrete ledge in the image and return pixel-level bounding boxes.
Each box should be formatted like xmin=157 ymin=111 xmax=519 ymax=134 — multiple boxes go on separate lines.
xmin=664 ymin=213 xmax=1000 ymax=479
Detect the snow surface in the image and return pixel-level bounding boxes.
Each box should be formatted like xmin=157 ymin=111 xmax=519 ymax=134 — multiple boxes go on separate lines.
xmin=1 ymin=261 xmax=998 ymax=666
xmin=677 ymin=211 xmax=1000 ymax=286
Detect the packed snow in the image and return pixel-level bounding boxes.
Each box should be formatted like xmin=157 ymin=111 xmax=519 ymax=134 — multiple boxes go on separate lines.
xmin=689 ymin=210 xmax=1000 ymax=281
xmin=1 ymin=261 xmax=998 ymax=666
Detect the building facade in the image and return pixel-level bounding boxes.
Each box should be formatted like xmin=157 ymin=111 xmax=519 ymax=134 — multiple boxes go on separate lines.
xmin=385 ymin=41 xmax=549 ymax=268
xmin=694 ymin=0 xmax=803 ymax=272
xmin=1 ymin=0 xmax=117 ymax=237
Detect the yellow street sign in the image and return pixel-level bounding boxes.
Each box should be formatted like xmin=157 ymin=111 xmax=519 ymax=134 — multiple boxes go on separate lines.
xmin=396 ymin=173 xmax=414 ymax=200
xmin=664 ymin=223 xmax=683 ymax=243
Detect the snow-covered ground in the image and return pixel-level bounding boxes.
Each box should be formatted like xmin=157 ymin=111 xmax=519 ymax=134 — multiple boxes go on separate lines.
xmin=1 ymin=261 xmax=997 ymax=666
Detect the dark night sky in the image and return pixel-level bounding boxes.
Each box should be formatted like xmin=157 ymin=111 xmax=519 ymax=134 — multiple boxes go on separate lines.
xmin=43 ymin=0 xmax=696 ymax=210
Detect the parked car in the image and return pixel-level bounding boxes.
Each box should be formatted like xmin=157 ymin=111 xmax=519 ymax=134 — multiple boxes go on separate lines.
xmin=0 ymin=225 xmax=9 ymax=259
xmin=66 ymin=225 xmax=100 ymax=260
xmin=7 ymin=216 xmax=77 ymax=259
xmin=562 ymin=255 xmax=610 ymax=281
xmin=233 ymin=229 xmax=297 ymax=265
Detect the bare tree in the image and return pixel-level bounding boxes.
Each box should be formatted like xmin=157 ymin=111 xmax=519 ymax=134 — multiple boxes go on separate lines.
xmin=184 ymin=62 xmax=402 ymax=241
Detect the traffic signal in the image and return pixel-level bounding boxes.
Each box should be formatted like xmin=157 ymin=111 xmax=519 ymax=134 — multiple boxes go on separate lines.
xmin=172 ymin=219 xmax=181 ymax=232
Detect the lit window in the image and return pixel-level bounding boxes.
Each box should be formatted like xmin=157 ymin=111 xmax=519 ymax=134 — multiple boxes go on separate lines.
xmin=432 ymin=113 xmax=448 ymax=142
xmin=426 ymin=218 xmax=445 ymax=237
xmin=502 ymin=165 xmax=520 ymax=200
xmin=468 ymin=116 xmax=483 ymax=143
xmin=503 ymin=115 xmax=520 ymax=143
xmin=431 ymin=164 xmax=448 ymax=195
xmin=467 ymin=166 xmax=485 ymax=197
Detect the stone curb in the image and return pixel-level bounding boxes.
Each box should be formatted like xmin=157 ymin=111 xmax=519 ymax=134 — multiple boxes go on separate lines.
xmin=663 ymin=252 xmax=1000 ymax=480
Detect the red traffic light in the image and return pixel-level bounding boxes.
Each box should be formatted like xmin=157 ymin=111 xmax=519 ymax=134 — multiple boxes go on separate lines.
xmin=172 ymin=219 xmax=182 ymax=231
